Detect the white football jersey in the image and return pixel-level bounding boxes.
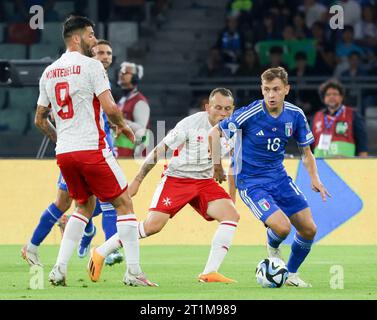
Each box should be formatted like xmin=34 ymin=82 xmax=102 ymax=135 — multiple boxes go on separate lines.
xmin=37 ymin=51 xmax=111 ymax=155
xmin=163 ymin=112 xmax=234 ymax=179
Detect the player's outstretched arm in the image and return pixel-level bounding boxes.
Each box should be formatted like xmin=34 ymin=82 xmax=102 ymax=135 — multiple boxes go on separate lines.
xmin=128 ymin=141 xmax=170 ymax=197
xmin=299 ymin=146 xmax=331 ymax=201
xmin=34 ymin=105 xmax=57 ymax=143
xmin=208 ymin=125 xmax=226 ymax=183
xmin=98 ymin=90 xmax=135 ymax=143
xmin=227 ymin=166 xmax=237 ymax=203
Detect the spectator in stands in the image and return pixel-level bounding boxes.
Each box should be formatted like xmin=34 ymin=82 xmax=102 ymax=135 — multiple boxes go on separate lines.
xmin=341 ymin=51 xmax=368 ymax=78
xmin=227 ymin=0 xmax=253 ymax=29
xmin=13 ymin=0 xmax=59 ymax=22
xmin=198 ymin=47 xmax=232 ymax=77
xmin=310 ymin=22 xmax=336 ymax=75
xmin=150 ymin=0 xmax=170 ymax=27
xmin=116 ymin=61 xmax=151 ymax=158
xmin=339 ymin=0 xmax=362 ymax=28
xmin=266 ymin=0 xmax=299 ymax=31
xmin=336 ymin=25 xmax=365 ymax=59
xmin=281 ymin=24 xmax=297 ymax=41
xmin=291 ymin=51 xmax=319 ymax=115
xmin=254 ymin=13 xmax=280 ymax=42
xmin=354 ymin=5 xmax=377 ymax=54
xmin=291 ymin=51 xmax=316 ymax=78
xmin=300 ymin=0 xmax=327 ymax=29
xmin=335 ymin=25 xmax=365 ymax=76
xmin=110 ymin=0 xmax=146 ymax=22
xmin=235 ymin=47 xmax=261 ymax=76
xmin=216 ymin=15 xmax=245 ymax=66
xmin=312 ymin=79 xmax=368 ymax=157
xmin=292 ymin=12 xmax=311 ymax=40
xmin=341 ymin=51 xmax=376 ymax=115
xmin=266 ymin=45 xmax=289 ymax=69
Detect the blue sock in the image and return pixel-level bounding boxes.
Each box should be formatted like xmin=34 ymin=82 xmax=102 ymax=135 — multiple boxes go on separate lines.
xmin=84 ymin=218 xmax=94 ymax=234
xmin=30 ymin=203 xmax=64 ymax=246
xmin=287 ymin=234 xmax=313 ymax=273
xmin=80 ymin=220 xmax=96 ymax=249
xmin=92 ymin=198 xmax=102 ymax=218
xmin=267 ymin=228 xmax=286 ymax=248
xmin=101 ymin=202 xmax=117 ymax=240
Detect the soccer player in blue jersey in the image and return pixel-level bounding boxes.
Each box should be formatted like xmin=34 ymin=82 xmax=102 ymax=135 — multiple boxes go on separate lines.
xmin=209 ymin=67 xmax=330 ymax=287
xmin=22 ymin=40 xmax=122 ymax=267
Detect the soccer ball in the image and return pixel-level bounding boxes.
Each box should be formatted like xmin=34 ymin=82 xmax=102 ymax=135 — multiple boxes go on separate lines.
xmin=255 ymin=257 xmax=288 ymax=288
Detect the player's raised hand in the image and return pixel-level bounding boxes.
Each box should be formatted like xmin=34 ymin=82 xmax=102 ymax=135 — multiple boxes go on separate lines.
xmin=213 ymin=164 xmax=227 ymax=184
xmin=311 ymin=178 xmax=331 ymax=201
xmin=128 ymin=179 xmax=141 ymax=197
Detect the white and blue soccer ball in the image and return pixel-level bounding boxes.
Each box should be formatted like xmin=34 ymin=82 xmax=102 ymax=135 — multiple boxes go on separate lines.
xmin=255 ymin=257 xmax=288 ymax=288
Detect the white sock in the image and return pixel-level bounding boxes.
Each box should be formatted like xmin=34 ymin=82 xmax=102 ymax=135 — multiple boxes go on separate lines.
xmin=117 ymin=214 xmax=142 ymax=275
xmin=202 ymin=220 xmax=238 ymax=275
xmin=96 ymin=221 xmax=147 ymax=257
xmin=56 ymin=212 xmax=88 ymax=267
xmin=96 ymin=233 xmax=122 ymax=257
xmin=138 ymin=221 xmax=147 ymax=239
xmin=27 ymin=243 xmax=38 ymax=253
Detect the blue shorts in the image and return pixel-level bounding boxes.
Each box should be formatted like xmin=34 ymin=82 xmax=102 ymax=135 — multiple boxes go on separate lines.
xmin=239 ymin=176 xmax=309 ymax=223
xmin=57 ymin=172 xmax=68 ymax=192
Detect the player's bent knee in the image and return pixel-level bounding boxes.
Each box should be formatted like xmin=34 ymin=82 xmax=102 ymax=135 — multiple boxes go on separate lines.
xmin=144 ymin=222 xmax=163 ymax=236
xmin=275 ymin=224 xmax=291 ymax=238
xmin=55 ymin=197 xmax=72 ymax=213
xmin=303 ymin=224 xmax=317 ymax=239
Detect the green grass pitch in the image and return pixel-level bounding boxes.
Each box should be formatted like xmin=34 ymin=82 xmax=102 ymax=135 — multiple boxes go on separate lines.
xmin=1 ymin=245 xmax=376 ymax=300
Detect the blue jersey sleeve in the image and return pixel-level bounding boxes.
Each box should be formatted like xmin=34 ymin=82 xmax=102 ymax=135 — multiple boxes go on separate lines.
xmin=102 ymin=113 xmax=114 ymax=151
xmin=294 ymin=112 xmax=315 ymax=147
xmin=219 ymin=105 xmax=254 ymax=139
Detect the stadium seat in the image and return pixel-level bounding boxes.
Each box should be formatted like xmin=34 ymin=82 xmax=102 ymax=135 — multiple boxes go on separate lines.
xmin=0 ymin=108 xmax=28 ymax=134
xmin=8 ymin=88 xmax=39 ymax=111
xmin=0 ymin=23 xmax=5 ymax=43
xmin=54 ymin=1 xmax=75 ymax=20
xmin=96 ymin=22 xmax=105 ymax=40
xmin=30 ymin=43 xmax=62 ymax=60
xmin=40 ymin=22 xmax=63 ymax=44
xmin=108 ymin=22 xmax=138 ymax=62
xmin=0 ymin=44 xmax=27 ymax=59
xmin=0 ymin=89 xmax=7 ymax=110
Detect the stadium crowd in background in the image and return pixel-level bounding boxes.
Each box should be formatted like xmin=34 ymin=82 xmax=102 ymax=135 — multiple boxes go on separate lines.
xmin=206 ymin=0 xmax=377 ymax=116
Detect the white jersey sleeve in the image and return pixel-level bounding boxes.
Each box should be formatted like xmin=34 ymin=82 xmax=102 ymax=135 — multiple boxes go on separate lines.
xmin=89 ymin=59 xmax=111 ymax=97
xmin=163 ymin=119 xmax=187 ymax=150
xmin=37 ymin=69 xmax=50 ymax=107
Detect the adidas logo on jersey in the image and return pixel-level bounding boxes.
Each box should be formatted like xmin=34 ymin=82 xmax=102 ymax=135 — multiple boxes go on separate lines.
xmin=256 ymin=130 xmax=264 ymax=136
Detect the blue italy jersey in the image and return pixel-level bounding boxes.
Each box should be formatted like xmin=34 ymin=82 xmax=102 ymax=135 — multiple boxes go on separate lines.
xmin=219 ymin=99 xmax=314 ymax=188
xmin=102 ymin=113 xmax=114 ymax=151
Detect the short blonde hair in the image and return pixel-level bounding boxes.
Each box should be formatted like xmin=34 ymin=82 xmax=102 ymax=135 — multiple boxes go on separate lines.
xmin=261 ymin=67 xmax=289 ymax=86
xmin=209 ymin=88 xmax=234 ymax=101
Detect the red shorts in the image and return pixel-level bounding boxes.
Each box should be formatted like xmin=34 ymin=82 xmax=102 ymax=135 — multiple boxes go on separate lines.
xmin=56 ymin=149 xmax=128 ymax=204
xmin=149 ymin=176 xmax=232 ymax=221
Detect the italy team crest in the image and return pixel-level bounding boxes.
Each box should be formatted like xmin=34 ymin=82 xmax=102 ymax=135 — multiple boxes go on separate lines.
xmin=285 ymin=122 xmax=293 ymax=137
xmin=258 ymin=198 xmax=271 ymax=211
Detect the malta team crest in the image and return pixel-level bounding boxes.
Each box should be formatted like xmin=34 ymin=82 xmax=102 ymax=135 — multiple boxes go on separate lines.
xmin=285 ymin=122 xmax=293 ymax=137
xmin=258 ymin=198 xmax=271 ymax=211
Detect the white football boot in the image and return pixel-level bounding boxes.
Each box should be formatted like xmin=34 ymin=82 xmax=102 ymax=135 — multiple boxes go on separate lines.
xmin=285 ymin=273 xmax=312 ymax=288
xmin=49 ymin=264 xmax=67 ymax=286
xmin=266 ymin=243 xmax=284 ymax=261
xmin=21 ymin=245 xmax=43 ymax=267
xmin=123 ymin=271 xmax=158 ymax=287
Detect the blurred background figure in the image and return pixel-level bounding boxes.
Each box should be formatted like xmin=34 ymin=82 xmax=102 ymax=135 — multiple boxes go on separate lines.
xmin=312 ymin=79 xmax=368 ymax=157
xmin=116 ymin=61 xmax=151 ymax=158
